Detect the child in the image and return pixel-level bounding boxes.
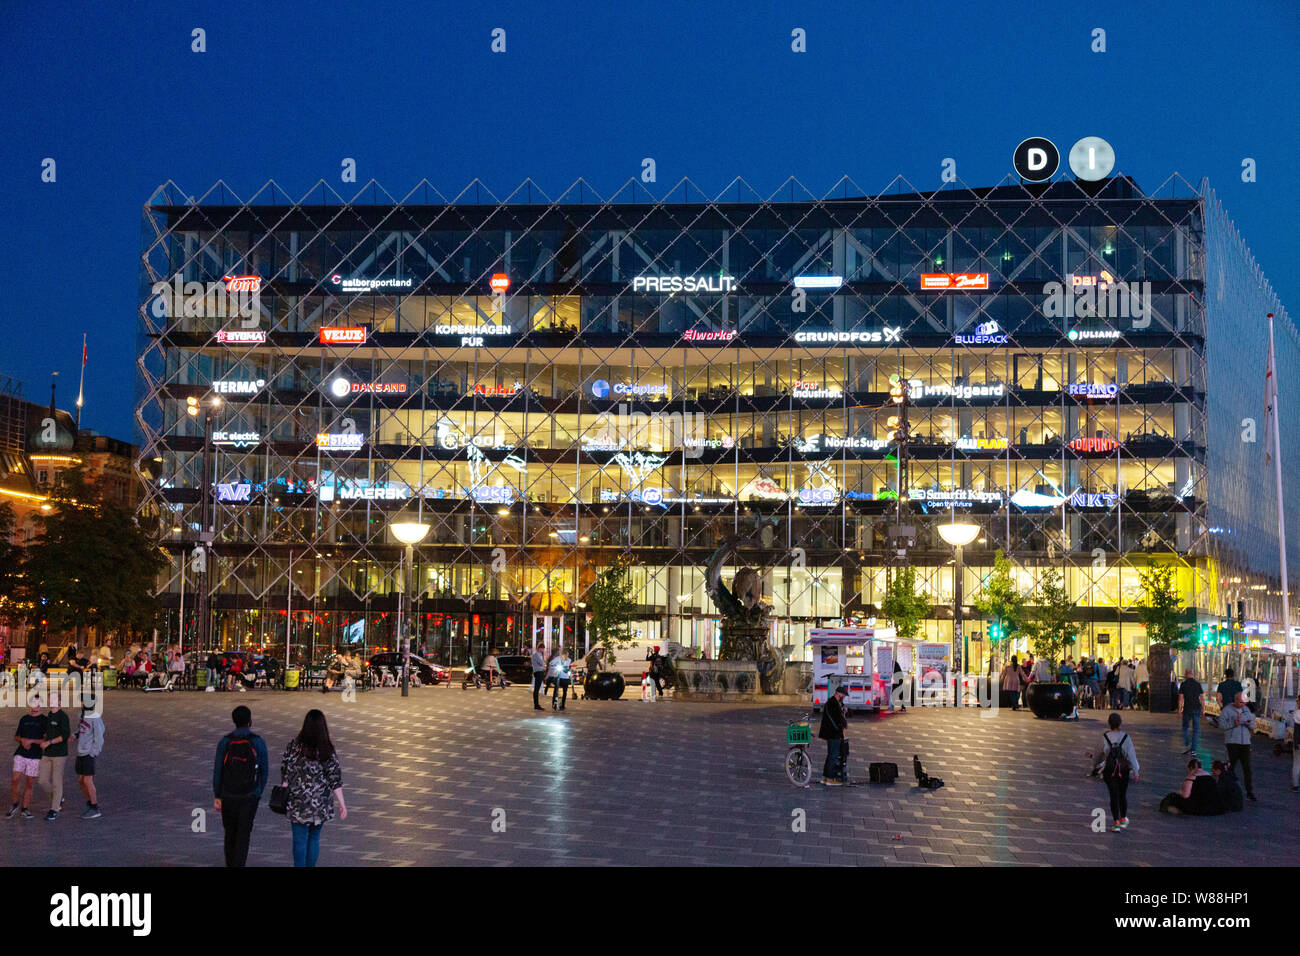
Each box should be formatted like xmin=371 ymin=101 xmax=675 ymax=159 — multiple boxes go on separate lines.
xmin=74 ymin=706 xmax=104 ymax=818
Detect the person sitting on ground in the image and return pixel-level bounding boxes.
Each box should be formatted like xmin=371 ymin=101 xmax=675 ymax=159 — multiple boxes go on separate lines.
xmin=1212 ymin=759 xmax=1244 ymax=812
xmin=1159 ymin=758 xmax=1226 ymax=815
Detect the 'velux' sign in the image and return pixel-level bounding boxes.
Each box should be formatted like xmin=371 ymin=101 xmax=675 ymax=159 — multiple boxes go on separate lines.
xmin=321 ymin=327 xmax=367 ymax=345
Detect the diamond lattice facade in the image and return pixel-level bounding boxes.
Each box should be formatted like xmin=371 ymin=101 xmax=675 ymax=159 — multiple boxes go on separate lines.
xmin=136 ymin=175 xmax=1298 ymax=668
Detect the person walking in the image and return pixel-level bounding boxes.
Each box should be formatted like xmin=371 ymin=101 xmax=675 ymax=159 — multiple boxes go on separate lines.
xmin=1177 ymin=669 xmax=1204 ymax=754
xmin=1219 ymin=691 xmax=1257 ymax=801
xmin=530 ymin=643 xmax=546 ymax=711
xmin=1215 ymin=668 xmax=1242 ymax=710
xmin=280 ymin=709 xmax=346 ymax=867
xmin=1118 ymin=659 xmax=1137 ymax=709
xmin=999 ymin=656 xmax=1022 ymax=711
xmin=818 ymin=684 xmax=850 ymax=785
xmin=1134 ymin=657 xmax=1149 ymax=709
xmin=1091 ymin=712 xmax=1140 ymax=831
xmin=1019 ymin=655 xmax=1034 ymax=709
xmin=38 ymin=696 xmax=71 ymax=821
xmin=549 ymin=648 xmax=572 ymax=710
xmin=212 ymin=705 xmax=269 ymax=867
xmin=646 ymin=645 xmax=666 ymax=698
xmin=1058 ymin=657 xmax=1076 ymax=692
xmin=8 ymin=697 xmax=47 ymax=820
xmin=74 ymin=706 xmax=104 ymax=819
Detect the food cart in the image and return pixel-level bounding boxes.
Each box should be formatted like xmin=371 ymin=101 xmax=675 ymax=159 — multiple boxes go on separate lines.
xmin=808 ymin=627 xmax=896 ymax=712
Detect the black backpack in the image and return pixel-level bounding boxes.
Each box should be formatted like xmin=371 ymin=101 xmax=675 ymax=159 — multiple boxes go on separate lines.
xmin=1102 ymin=733 xmax=1131 ymax=779
xmin=221 ymin=735 xmax=260 ymax=797
xmin=1082 ymin=660 xmax=1095 ymax=679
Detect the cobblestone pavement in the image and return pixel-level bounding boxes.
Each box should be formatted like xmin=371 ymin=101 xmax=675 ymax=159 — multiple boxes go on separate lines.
xmin=1 ymin=686 xmax=1295 ymax=867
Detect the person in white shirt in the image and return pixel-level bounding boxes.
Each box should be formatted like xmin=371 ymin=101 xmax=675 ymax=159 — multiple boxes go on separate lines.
xmin=530 ymin=644 xmax=547 ymax=711
xmin=1117 ymin=659 xmax=1137 ymax=709
xmin=547 ymin=649 xmax=572 ymax=710
xmin=1090 ymin=712 xmax=1140 ymax=831
xmin=1031 ymin=656 xmax=1053 ymax=683
xmin=1133 ymin=657 xmax=1149 ymax=709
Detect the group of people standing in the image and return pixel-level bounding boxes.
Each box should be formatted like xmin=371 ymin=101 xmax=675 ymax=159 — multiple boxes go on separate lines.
xmin=998 ymin=654 xmax=1147 ymax=712
xmin=8 ymin=695 xmax=103 ymax=822
xmin=527 ymin=644 xmax=573 ymax=710
xmin=212 ymin=706 xmax=347 ymax=867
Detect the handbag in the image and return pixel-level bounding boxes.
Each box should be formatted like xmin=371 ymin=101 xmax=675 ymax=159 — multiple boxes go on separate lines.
xmin=269 ymin=784 xmax=288 ymax=815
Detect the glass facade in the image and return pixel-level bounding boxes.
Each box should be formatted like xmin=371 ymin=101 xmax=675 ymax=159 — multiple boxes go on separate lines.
xmin=135 ymin=176 xmax=1297 ymax=667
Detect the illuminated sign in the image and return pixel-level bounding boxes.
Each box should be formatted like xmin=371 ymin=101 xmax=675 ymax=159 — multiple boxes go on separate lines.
xmin=222 ymin=275 xmax=262 ymax=293
xmin=920 ymin=273 xmax=989 ymax=291
xmin=591 ymin=379 xmax=670 ymax=398
xmin=472 ymin=486 xmax=515 ymax=505
xmin=911 ymin=488 xmax=1004 ymax=507
xmin=632 ymin=275 xmax=737 ymax=294
xmin=955 ymin=437 xmax=1009 ymax=451
xmin=1010 ymin=489 xmax=1068 ymax=508
xmin=681 ymin=329 xmax=737 ymax=343
xmin=489 ymin=273 xmax=510 ymax=293
xmin=212 ymin=431 xmax=260 ymax=449
xmin=1069 ymin=491 xmax=1119 ymax=508
xmin=472 ymin=382 xmax=523 ymax=397
xmin=216 ymin=330 xmax=266 ymax=345
xmin=1068 ymin=329 xmax=1121 ymax=342
xmin=791 ymin=381 xmax=843 ymax=400
xmin=682 ymin=435 xmax=735 ymax=451
xmin=329 ymin=275 xmax=413 ymax=293
xmin=329 ymin=377 xmax=407 ymax=398
xmin=739 ymin=477 xmax=788 ymax=501
xmin=954 ymin=320 xmax=1008 ymax=346
xmin=434 ymin=323 xmax=513 ymax=347
xmin=316 ymin=432 xmax=365 ymax=452
xmin=213 ymin=378 xmax=266 ymax=396
xmin=320 ymin=327 xmax=367 ymax=345
xmin=796 ymin=487 xmax=838 ymax=506
xmin=1069 ymin=437 xmax=1118 ymax=453
xmin=320 ymin=481 xmax=411 ymax=502
xmin=1067 ymin=383 xmax=1118 ymax=399
xmin=793 ymin=276 xmax=844 ymax=290
xmin=908 ymin=381 xmax=1005 ymax=401
xmin=794 ymin=434 xmax=890 ymax=454
xmin=215 ymin=482 xmax=252 ymax=502
xmin=793 ymin=328 xmax=901 ymax=345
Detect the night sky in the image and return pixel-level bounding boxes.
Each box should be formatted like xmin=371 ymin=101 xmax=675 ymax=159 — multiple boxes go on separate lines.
xmin=2 ymin=0 xmax=1296 ymax=440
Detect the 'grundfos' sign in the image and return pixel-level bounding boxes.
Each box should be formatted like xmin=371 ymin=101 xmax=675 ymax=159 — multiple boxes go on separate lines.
xmin=794 ymin=328 xmax=901 ymax=345
xmin=632 ymin=275 xmax=737 ymax=294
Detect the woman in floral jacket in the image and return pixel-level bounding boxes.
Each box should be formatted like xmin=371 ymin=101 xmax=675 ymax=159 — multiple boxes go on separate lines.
xmin=281 ymin=709 xmax=347 ymax=867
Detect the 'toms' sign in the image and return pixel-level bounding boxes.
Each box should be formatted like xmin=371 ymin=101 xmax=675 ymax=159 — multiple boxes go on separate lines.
xmin=320 ymin=326 xmax=367 ymax=345
xmin=920 ymin=273 xmax=990 ymax=291
xmin=489 ymin=273 xmax=510 ymax=293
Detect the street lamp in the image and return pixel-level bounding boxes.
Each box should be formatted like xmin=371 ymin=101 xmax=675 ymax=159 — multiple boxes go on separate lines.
xmin=186 ymin=394 xmax=221 ymax=659
xmin=937 ymin=520 xmax=979 ymax=686
xmin=391 ymin=520 xmax=430 ymax=697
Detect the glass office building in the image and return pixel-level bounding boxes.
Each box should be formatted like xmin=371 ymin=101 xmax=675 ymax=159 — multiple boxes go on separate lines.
xmin=137 ymin=175 xmax=1298 ymax=667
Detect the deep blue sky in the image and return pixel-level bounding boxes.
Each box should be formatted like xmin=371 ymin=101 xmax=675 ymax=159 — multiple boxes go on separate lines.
xmin=2 ymin=0 xmax=1296 ymax=440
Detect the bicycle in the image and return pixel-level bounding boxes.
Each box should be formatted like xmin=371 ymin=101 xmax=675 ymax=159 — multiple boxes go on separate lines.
xmin=785 ymin=715 xmax=814 ymax=786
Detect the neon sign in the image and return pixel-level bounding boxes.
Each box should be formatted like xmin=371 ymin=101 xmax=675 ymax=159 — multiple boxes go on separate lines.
xmin=215 ymin=482 xmax=252 ymax=502
xmin=320 ymin=327 xmax=367 ymax=345
xmin=213 ymin=378 xmax=266 ymax=396
xmin=316 ymin=432 xmax=365 ymax=452
xmin=329 ymin=377 xmax=407 ymax=398
xmin=681 ymin=329 xmax=737 ymax=342
xmin=1069 ymin=437 xmax=1118 ymax=453
xmin=955 ymin=437 xmax=1009 ymax=451
xmin=908 ymin=382 xmax=1005 ymax=401
xmin=489 ymin=273 xmax=510 ymax=293
xmin=222 ymin=275 xmax=262 ymax=293
xmin=472 ymin=382 xmax=523 ymax=397
xmin=212 ymin=431 xmax=260 ymax=449
xmin=633 ymin=275 xmax=737 ymax=294
xmin=921 ymin=273 xmax=989 ymax=291
xmin=216 ymin=330 xmax=266 ymax=344
xmin=329 ymin=275 xmax=413 ymax=293
xmin=954 ymin=320 xmax=1008 ymax=345
xmin=1067 ymin=383 xmax=1118 ymax=399
xmin=791 ymin=381 xmax=843 ymax=400
xmin=793 ymin=328 xmax=901 ymax=345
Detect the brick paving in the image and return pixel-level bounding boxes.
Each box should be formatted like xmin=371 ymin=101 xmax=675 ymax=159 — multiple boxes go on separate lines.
xmin=1 ymin=685 xmax=1296 ymax=867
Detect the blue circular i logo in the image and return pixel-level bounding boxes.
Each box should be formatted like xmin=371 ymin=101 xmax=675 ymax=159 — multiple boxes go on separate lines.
xmin=591 ymin=379 xmax=610 ymax=398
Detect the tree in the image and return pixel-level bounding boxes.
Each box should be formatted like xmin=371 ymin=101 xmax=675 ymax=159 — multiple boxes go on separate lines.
xmin=587 ymin=556 xmax=638 ymax=665
xmin=20 ymin=468 xmax=166 ymax=651
xmin=1136 ymin=565 xmax=1196 ymax=652
xmin=974 ymin=549 xmax=1026 ymax=672
xmin=881 ymin=565 xmax=932 ymax=643
xmin=1023 ymin=566 xmax=1077 ymax=674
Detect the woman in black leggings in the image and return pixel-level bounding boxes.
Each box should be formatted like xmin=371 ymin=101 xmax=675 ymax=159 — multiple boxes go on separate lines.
xmin=1092 ymin=712 xmax=1140 ymax=832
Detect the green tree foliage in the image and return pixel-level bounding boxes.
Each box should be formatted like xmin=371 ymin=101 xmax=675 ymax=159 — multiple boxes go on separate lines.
xmin=1023 ymin=566 xmax=1077 ymax=671
xmin=973 ymin=549 xmax=1025 ymax=669
xmin=20 ymin=468 xmax=165 ymax=647
xmin=881 ymin=565 xmax=932 ymax=643
xmin=588 ymin=556 xmax=638 ymax=665
xmin=1136 ymin=565 xmax=1196 ymax=652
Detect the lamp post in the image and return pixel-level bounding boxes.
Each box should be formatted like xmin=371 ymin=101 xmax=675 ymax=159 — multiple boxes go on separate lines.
xmin=391 ymin=520 xmax=430 ymax=697
xmin=937 ymin=520 xmax=979 ymax=694
xmin=186 ymin=394 xmax=221 ymax=657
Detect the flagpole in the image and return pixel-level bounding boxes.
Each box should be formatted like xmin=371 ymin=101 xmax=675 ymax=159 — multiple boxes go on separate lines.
xmin=1268 ymin=314 xmax=1292 ymax=697
xmin=75 ymin=334 xmax=86 ymax=430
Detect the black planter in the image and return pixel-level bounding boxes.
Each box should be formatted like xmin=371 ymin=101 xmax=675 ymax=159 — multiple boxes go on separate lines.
xmin=584 ymin=671 xmax=625 ymax=700
xmin=1026 ymin=681 xmax=1076 ymax=719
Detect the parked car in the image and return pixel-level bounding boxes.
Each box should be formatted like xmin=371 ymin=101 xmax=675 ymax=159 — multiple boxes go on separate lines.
xmin=368 ymin=652 xmax=449 ymax=685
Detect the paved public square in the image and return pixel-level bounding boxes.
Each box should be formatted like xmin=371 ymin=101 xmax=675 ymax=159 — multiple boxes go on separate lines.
xmin=2 ymin=684 xmax=1295 ymax=867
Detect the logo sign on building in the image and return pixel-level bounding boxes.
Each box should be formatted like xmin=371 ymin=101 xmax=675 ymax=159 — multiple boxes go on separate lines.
xmin=1012 ymin=136 xmax=1060 ymax=182
xmin=1067 ymin=328 xmax=1122 ymax=342
xmin=796 ymin=487 xmax=838 ymax=506
xmin=794 ymin=434 xmax=890 ymax=454
xmin=1068 ymin=136 xmax=1116 ymax=182
xmin=793 ymin=328 xmax=902 ymax=345
xmin=329 ymin=377 xmax=407 ymax=398
xmin=215 ymin=482 xmax=252 ymax=502
xmin=212 ymin=431 xmax=260 ymax=448
xmin=591 ymin=379 xmax=670 ymax=398
xmin=954 ymin=320 xmax=1008 ymax=345
xmin=955 ymin=437 xmax=1009 ymax=451
xmin=681 ymin=329 xmax=737 ymax=343
xmin=791 ymin=381 xmax=843 ymax=400
xmin=792 ymin=275 xmax=844 ymax=290
xmin=738 ymin=477 xmax=788 ymax=501
xmin=908 ymin=381 xmax=1006 ymax=401
xmin=316 ymin=432 xmax=365 ymax=452
xmin=632 ymin=275 xmax=737 ymax=294
xmin=472 ymin=382 xmax=523 ymax=397
xmin=1069 ymin=437 xmax=1118 ymax=453
xmin=434 ymin=323 xmax=513 ymax=348
xmin=920 ymin=273 xmax=989 ymax=291
xmin=1069 ymin=491 xmax=1119 ymax=508
xmin=489 ymin=273 xmax=510 ymax=293
xmin=222 ymin=275 xmax=262 ymax=293
xmin=216 ymin=330 xmax=266 ymax=345
xmin=329 ymin=275 xmax=413 ymax=293
xmin=320 ymin=327 xmax=367 ymax=345
xmin=472 ymin=485 xmax=515 ymax=505
xmin=213 ymin=378 xmax=266 ymax=396
xmin=1067 ymin=383 xmax=1119 ymax=399
xmin=910 ymin=488 xmax=1004 ymax=507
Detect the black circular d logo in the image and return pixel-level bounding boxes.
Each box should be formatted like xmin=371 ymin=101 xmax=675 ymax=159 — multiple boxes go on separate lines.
xmin=1012 ymin=137 xmax=1060 ymax=182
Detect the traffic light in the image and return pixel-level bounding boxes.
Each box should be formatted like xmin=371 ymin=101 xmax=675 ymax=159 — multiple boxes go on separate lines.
xmin=989 ymin=621 xmax=1004 ymax=642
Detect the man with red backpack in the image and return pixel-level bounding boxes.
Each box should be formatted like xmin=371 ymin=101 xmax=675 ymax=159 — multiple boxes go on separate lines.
xmin=212 ymin=706 xmax=269 ymax=867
